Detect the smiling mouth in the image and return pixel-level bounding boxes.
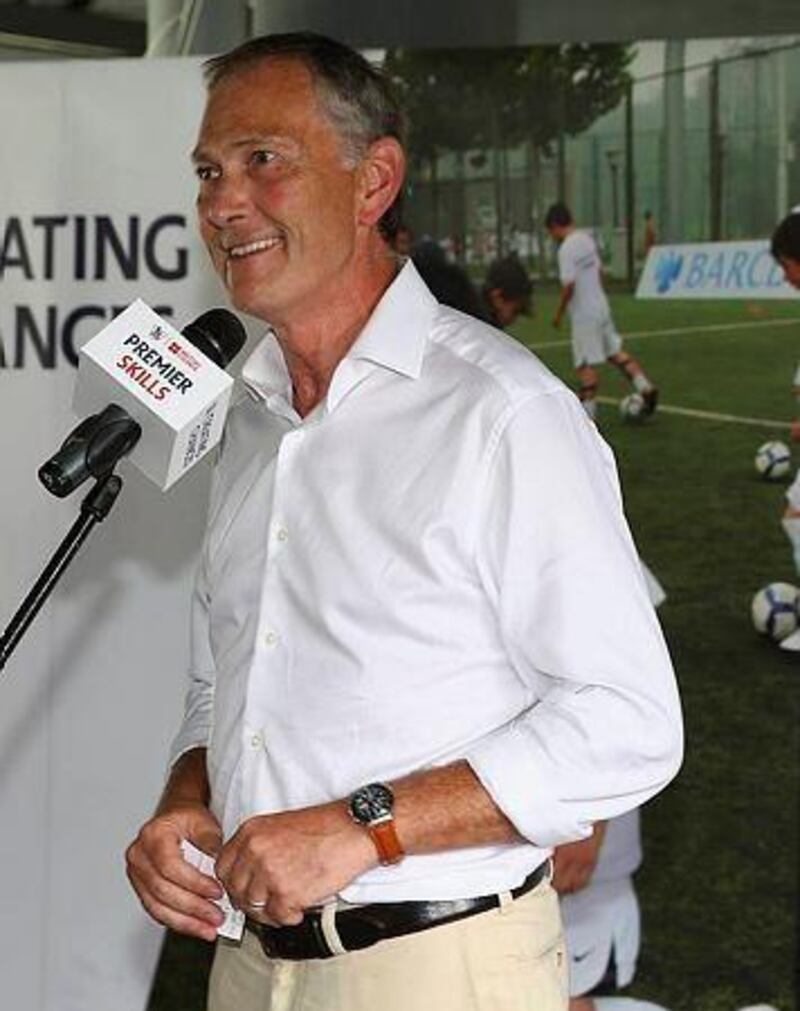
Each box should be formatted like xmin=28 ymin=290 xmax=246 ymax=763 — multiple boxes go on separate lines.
xmin=226 ymin=236 xmax=283 ymax=259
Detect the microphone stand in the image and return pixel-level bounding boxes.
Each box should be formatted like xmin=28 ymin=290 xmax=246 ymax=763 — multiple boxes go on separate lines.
xmin=0 ymin=471 xmax=123 ymax=674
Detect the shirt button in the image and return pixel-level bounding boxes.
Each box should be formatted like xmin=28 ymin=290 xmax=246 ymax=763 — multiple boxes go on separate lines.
xmin=264 ymin=630 xmax=278 ymax=647
xmin=250 ymin=733 xmax=262 ymax=749
xmin=276 ymin=527 xmax=289 ymax=542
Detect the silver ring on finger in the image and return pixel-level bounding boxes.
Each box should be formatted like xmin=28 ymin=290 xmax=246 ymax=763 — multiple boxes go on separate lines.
xmin=245 ymin=899 xmax=269 ymax=910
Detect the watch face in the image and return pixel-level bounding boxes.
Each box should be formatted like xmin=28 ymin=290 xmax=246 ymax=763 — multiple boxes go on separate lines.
xmin=350 ymin=782 xmax=394 ymax=824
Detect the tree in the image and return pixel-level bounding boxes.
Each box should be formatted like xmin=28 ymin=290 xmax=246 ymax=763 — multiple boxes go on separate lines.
xmin=385 ymin=44 xmax=634 ymax=252
xmin=386 ymin=43 xmax=633 ymax=157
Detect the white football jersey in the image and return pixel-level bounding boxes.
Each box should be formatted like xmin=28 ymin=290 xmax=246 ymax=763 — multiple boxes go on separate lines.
xmin=557 ymin=229 xmax=611 ymax=323
xmin=592 ymin=808 xmax=642 ymax=882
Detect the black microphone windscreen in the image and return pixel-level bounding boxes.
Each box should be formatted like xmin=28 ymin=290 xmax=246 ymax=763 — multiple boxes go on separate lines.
xmin=182 ymin=309 xmax=247 ymax=369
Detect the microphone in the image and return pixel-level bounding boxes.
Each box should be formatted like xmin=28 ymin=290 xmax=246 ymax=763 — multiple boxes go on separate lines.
xmin=39 ymin=300 xmax=246 ymax=497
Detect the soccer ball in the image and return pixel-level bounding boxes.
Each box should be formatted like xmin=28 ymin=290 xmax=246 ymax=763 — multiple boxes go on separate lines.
xmin=619 ymin=393 xmax=646 ymax=423
xmin=754 ymin=440 xmax=791 ymax=480
xmin=751 ymin=582 xmax=799 ymax=641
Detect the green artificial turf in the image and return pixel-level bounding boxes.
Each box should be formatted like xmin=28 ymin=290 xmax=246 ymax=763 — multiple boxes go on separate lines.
xmin=516 ymin=293 xmax=800 ymax=1011
xmin=148 ymin=294 xmax=800 ymax=1011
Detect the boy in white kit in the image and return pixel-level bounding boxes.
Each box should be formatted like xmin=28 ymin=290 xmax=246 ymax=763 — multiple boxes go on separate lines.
xmin=554 ymin=589 xmax=669 ymax=1008
xmin=770 ymin=208 xmax=800 ymax=652
xmin=555 ymin=811 xmax=642 ymax=1010
xmin=545 ymin=202 xmax=658 ymax=422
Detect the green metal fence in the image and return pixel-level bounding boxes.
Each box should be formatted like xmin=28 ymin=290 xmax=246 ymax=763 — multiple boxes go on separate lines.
xmin=402 ymin=37 xmax=800 ymax=281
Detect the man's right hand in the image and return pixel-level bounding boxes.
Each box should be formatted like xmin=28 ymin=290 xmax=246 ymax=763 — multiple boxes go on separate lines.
xmin=126 ymin=801 xmax=225 ymax=942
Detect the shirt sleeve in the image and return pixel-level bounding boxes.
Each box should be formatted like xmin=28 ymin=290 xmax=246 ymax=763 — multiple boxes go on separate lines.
xmin=168 ymin=467 xmax=222 ymax=767
xmin=168 ymin=548 xmax=216 ymax=766
xmin=557 ymin=241 xmax=575 ymax=285
xmin=465 ymin=388 xmax=683 ymax=848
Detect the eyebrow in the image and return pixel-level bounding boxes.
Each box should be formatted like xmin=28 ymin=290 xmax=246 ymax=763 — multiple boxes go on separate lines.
xmin=190 ymin=134 xmax=297 ymax=163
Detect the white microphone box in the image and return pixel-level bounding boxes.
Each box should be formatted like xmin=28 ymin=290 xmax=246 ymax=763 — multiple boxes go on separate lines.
xmin=74 ymin=299 xmax=234 ymax=490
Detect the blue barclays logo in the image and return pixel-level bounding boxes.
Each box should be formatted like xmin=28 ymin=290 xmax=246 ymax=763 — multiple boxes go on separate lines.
xmin=684 ymin=248 xmax=785 ymax=291
xmin=654 ymin=250 xmax=683 ymax=293
xmin=638 ymin=240 xmax=798 ymax=300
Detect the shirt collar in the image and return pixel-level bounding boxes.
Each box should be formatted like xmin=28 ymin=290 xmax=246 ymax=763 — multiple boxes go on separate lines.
xmin=240 ymin=259 xmax=438 ymax=412
xmin=240 ymin=328 xmax=296 ymax=420
xmin=346 ymin=258 xmax=437 ymax=380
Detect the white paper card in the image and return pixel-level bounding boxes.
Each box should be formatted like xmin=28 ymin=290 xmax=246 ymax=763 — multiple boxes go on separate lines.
xmin=180 ymin=839 xmax=245 ymax=941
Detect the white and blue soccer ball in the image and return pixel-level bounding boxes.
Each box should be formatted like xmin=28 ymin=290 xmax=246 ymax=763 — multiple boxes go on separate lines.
xmin=751 ymin=582 xmax=800 ymax=641
xmin=754 ymin=440 xmax=792 ymax=480
xmin=619 ymin=392 xmax=646 ymax=423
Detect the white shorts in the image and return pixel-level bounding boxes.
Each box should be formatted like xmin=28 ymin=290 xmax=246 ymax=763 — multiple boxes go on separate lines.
xmin=560 ymin=876 xmax=640 ymax=997
xmin=571 ymin=317 xmax=623 ymax=368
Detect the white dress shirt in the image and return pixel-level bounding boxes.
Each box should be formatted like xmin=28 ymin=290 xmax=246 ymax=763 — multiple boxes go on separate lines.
xmin=171 ymin=260 xmax=682 ymax=903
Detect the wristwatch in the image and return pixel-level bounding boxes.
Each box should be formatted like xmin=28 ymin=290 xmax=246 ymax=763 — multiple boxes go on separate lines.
xmin=348 ymin=782 xmax=405 ymax=866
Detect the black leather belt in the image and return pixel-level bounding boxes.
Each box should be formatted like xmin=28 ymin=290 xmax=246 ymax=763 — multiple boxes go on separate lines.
xmin=247 ymin=860 xmax=549 ymax=961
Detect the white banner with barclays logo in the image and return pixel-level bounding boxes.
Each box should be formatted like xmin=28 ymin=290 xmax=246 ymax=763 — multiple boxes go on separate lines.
xmin=637 ymin=239 xmax=800 ymax=299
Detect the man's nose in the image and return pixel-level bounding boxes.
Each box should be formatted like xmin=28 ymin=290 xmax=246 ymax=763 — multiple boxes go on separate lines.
xmin=199 ymin=177 xmax=250 ymax=228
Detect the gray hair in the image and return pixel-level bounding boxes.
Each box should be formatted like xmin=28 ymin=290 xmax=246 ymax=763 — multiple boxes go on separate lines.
xmin=203 ymin=32 xmax=406 ymax=240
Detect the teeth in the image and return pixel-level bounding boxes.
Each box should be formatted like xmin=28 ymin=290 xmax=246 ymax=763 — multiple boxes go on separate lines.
xmin=228 ymin=237 xmax=281 ymax=258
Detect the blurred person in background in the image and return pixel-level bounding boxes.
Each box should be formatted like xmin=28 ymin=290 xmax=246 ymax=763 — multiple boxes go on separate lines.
xmin=769 ymin=209 xmax=800 ymax=650
xmin=555 ymin=810 xmax=643 ymax=1009
xmin=482 ymin=254 xmax=534 ymax=329
xmin=393 ymin=222 xmax=414 ymax=257
xmin=411 ymin=238 xmax=489 ymax=321
xmin=641 ymin=211 xmax=657 ymax=260
xmin=546 ymin=202 xmax=658 ymax=423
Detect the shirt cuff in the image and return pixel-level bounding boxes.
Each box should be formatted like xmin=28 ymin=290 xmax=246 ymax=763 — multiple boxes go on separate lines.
xmin=168 ymin=720 xmax=212 ymax=772
xmin=465 ymin=719 xmax=592 ymax=850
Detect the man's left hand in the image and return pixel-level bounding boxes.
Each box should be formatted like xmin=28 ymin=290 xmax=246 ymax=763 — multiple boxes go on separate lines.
xmin=551 ymin=821 xmax=607 ymax=895
xmin=215 ymin=803 xmax=377 ymax=926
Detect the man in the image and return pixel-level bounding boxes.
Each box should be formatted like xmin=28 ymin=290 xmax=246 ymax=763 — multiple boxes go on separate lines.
xmin=126 ymin=34 xmax=682 ymax=1011
xmin=482 ymin=253 xmax=534 ymax=328
xmin=545 ymin=202 xmax=658 ymax=422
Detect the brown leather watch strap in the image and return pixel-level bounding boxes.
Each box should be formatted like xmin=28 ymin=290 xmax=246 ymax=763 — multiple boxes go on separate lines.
xmin=368 ymin=819 xmax=405 ymax=865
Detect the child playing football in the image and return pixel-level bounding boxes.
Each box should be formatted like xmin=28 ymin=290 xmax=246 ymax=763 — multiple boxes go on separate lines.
xmin=770 ymin=209 xmax=800 ymax=579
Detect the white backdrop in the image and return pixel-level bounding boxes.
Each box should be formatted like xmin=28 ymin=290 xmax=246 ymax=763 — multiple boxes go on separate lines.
xmin=0 ymin=58 xmax=234 ymax=1011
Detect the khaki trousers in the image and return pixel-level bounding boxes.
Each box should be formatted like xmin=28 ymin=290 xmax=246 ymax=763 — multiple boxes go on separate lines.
xmin=207 ymin=876 xmax=568 ymax=1011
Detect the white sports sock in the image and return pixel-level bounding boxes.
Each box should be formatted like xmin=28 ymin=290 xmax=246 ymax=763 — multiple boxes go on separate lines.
xmin=780 ymin=515 xmax=800 ymax=576
xmin=632 ymin=373 xmax=653 ymax=394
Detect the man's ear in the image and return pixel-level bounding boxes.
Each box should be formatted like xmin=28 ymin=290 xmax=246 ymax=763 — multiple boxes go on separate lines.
xmin=356 ymin=137 xmax=405 ymax=229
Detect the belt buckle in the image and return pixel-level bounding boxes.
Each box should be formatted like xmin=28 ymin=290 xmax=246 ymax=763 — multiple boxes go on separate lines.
xmin=256 ymin=913 xmax=335 ymax=961
xmin=258 ymin=928 xmax=280 ymax=959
